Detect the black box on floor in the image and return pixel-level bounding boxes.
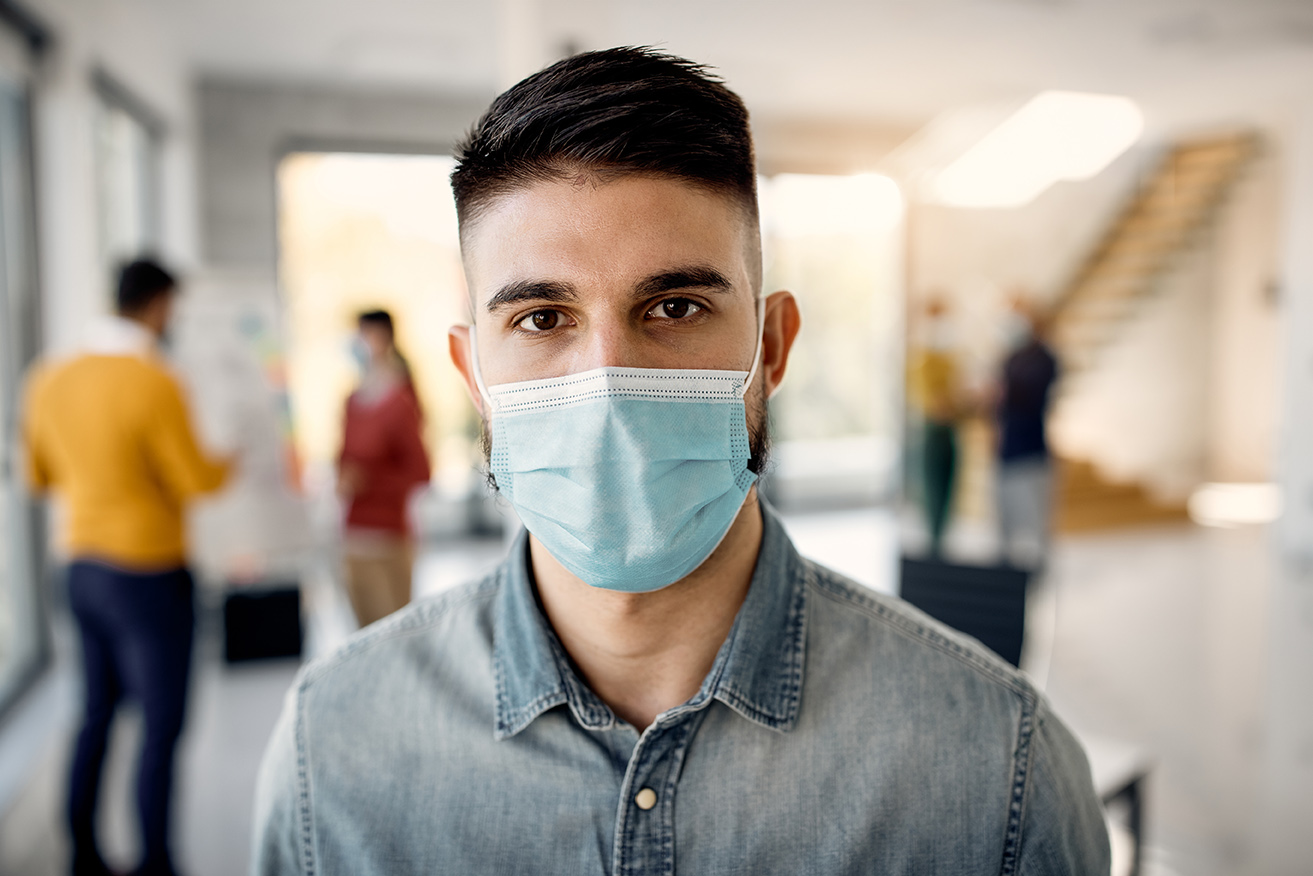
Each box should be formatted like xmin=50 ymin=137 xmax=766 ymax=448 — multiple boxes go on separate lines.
xmin=898 ymin=558 xmax=1029 ymax=667
xmin=222 ymin=584 xmax=303 ymax=663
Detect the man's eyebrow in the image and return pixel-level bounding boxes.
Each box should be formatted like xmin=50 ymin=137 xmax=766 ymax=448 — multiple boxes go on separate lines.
xmin=485 ymin=280 xmax=579 ymax=314
xmin=634 ymin=267 xmax=734 ymax=299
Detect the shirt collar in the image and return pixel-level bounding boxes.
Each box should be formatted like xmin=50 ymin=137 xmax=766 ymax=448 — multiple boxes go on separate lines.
xmin=83 ymin=315 xmax=157 ymax=357
xmin=491 ymin=499 xmax=808 ymax=740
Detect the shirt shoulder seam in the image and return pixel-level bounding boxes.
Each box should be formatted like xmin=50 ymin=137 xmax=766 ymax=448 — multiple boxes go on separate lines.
xmin=293 ymin=677 xmax=317 ymax=876
xmin=999 ymin=688 xmax=1039 ymax=874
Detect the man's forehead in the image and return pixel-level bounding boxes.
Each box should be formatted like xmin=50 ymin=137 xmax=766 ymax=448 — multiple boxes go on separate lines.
xmin=459 ymin=175 xmax=758 ymax=304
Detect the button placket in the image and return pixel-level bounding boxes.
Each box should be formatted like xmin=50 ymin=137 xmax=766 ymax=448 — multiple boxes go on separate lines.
xmin=612 ymin=711 xmax=706 ymax=876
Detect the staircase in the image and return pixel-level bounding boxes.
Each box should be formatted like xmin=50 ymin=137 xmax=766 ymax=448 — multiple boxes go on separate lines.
xmin=1050 ymin=133 xmax=1258 ymax=373
xmin=1048 ymin=133 xmax=1258 ymax=529
xmin=1054 ymin=460 xmax=1188 ymax=533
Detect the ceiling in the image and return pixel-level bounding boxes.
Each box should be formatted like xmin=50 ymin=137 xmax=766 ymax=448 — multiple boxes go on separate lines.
xmin=147 ymin=0 xmax=1313 ymax=137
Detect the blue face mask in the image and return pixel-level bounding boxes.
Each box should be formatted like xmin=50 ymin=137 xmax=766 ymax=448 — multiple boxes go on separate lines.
xmin=472 ymin=307 xmax=763 ymax=593
xmin=350 ymin=336 xmax=371 ymax=371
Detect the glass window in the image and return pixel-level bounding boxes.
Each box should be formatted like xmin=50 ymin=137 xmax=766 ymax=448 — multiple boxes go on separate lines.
xmin=758 ymin=173 xmax=906 ymax=505
xmin=0 ymin=24 xmax=46 ymax=718
xmin=93 ymin=72 xmax=161 ymax=291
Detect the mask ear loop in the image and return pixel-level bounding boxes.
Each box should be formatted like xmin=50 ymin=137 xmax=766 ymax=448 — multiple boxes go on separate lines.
xmin=741 ymin=296 xmax=768 ymax=399
xmin=466 ymin=324 xmax=495 ymax=414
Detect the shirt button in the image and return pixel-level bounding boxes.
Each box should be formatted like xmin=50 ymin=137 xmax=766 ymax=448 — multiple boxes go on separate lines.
xmin=634 ymin=787 xmax=658 ymax=811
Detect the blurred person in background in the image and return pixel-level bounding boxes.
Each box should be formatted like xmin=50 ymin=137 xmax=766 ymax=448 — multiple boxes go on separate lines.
xmin=337 ymin=309 xmax=431 ymax=627
xmin=254 ymin=48 xmax=1107 ymax=875
xmin=994 ymin=295 xmax=1060 ymax=569
xmin=908 ymin=295 xmax=963 ymax=558
xmin=22 ymin=258 xmax=233 ymax=876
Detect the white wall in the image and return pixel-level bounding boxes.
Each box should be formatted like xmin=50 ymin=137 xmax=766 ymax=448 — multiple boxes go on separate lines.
xmin=196 ymin=80 xmax=489 ymax=272
xmin=1275 ymin=109 xmax=1313 ymax=564
xmin=25 ymin=0 xmax=197 ymax=354
xmin=1208 ymin=146 xmax=1284 ymax=484
xmin=1255 ymin=98 xmax=1313 ymax=876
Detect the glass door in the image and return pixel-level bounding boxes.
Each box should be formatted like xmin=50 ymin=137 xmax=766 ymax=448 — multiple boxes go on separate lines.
xmin=0 ymin=23 xmax=45 ymax=719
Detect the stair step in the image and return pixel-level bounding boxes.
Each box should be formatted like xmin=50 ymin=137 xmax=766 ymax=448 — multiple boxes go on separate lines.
xmin=1053 ymin=459 xmax=1191 ymax=533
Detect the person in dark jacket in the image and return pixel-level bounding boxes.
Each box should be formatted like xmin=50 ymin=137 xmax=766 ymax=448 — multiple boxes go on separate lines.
xmin=995 ymin=298 xmax=1060 ymax=569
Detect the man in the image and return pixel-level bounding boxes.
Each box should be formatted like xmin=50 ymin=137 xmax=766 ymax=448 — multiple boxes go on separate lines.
xmin=253 ymin=49 xmax=1108 ymax=874
xmin=995 ymin=296 xmax=1061 ymax=569
xmin=24 ymin=259 xmax=232 ymax=876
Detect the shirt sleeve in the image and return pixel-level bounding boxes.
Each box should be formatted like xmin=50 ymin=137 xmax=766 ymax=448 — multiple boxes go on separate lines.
xmin=1016 ymin=703 xmax=1112 ymax=875
xmin=251 ymin=684 xmax=311 ymax=876
xmin=145 ymin=373 xmax=232 ymax=500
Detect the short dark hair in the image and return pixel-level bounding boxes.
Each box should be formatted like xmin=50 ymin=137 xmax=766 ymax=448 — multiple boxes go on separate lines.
xmin=358 ymin=309 xmax=395 ymax=338
xmin=116 ymin=259 xmax=177 ymax=315
xmin=451 ymin=47 xmax=758 ymax=234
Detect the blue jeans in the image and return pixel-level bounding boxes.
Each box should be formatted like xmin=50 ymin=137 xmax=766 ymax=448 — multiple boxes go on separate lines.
xmin=67 ymin=561 xmax=195 ymax=876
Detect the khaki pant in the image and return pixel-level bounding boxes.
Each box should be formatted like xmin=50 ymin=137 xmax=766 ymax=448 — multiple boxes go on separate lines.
xmin=343 ymin=532 xmax=415 ymax=627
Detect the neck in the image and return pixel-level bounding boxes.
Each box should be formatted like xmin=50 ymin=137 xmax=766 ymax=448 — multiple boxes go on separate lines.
xmin=119 ymin=311 xmax=162 ymax=340
xmin=532 ymin=492 xmax=763 ymax=733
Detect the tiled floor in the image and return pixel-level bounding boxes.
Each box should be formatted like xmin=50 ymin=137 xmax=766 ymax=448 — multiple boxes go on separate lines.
xmin=0 ymin=508 xmax=1289 ymax=875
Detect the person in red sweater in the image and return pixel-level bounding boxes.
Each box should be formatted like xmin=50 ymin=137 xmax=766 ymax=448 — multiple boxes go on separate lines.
xmin=337 ymin=310 xmax=431 ymax=626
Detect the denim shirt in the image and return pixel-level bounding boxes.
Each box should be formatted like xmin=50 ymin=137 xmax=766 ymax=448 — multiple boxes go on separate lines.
xmin=252 ymin=505 xmax=1109 ymax=875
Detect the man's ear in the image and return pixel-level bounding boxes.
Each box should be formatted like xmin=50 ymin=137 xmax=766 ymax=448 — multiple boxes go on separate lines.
xmin=760 ymin=290 xmax=801 ymax=399
xmin=448 ymin=324 xmax=486 ymax=418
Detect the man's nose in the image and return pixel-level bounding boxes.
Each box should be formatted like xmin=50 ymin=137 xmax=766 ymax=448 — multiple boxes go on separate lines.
xmin=573 ymin=315 xmax=642 ymax=372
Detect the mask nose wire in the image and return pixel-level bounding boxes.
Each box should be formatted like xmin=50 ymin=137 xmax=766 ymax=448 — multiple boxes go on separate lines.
xmin=470 ymin=295 xmax=768 ymax=408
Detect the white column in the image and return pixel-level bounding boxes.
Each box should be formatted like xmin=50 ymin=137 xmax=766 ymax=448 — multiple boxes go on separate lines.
xmin=1277 ymin=108 xmax=1313 ymax=563
xmin=1256 ymin=103 xmax=1313 ymax=874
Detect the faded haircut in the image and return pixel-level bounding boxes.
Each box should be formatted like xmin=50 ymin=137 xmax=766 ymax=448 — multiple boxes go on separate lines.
xmin=450 ymin=46 xmax=761 ymax=285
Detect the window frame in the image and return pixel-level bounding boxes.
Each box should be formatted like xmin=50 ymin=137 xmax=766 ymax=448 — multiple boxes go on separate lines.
xmin=91 ymin=66 xmax=166 ymax=279
xmin=0 ymin=0 xmax=49 ymax=727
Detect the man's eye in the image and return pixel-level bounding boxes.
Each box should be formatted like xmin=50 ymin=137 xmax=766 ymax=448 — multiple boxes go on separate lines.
xmin=517 ymin=310 xmax=562 ymax=332
xmin=649 ymin=298 xmax=702 ymax=320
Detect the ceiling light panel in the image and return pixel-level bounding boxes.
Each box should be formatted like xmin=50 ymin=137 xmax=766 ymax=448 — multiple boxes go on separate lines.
xmin=932 ymin=90 xmax=1144 ymax=209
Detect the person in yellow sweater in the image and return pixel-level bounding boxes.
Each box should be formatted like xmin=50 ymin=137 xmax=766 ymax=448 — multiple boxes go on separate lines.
xmin=23 ymin=259 xmax=233 ymax=876
xmin=907 ymin=296 xmax=963 ymax=559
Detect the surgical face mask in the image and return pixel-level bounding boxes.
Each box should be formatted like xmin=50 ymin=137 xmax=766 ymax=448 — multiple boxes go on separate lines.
xmin=924 ymin=316 xmax=954 ymax=352
xmin=350 ymin=336 xmax=371 ymax=371
xmin=471 ymin=302 xmax=765 ymax=593
xmin=1001 ymin=312 xmax=1034 ymax=351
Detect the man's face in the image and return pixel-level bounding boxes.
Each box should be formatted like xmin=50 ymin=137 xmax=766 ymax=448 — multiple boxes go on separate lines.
xmin=358 ymin=323 xmax=393 ymax=361
xmin=452 ymin=174 xmax=773 ymax=470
